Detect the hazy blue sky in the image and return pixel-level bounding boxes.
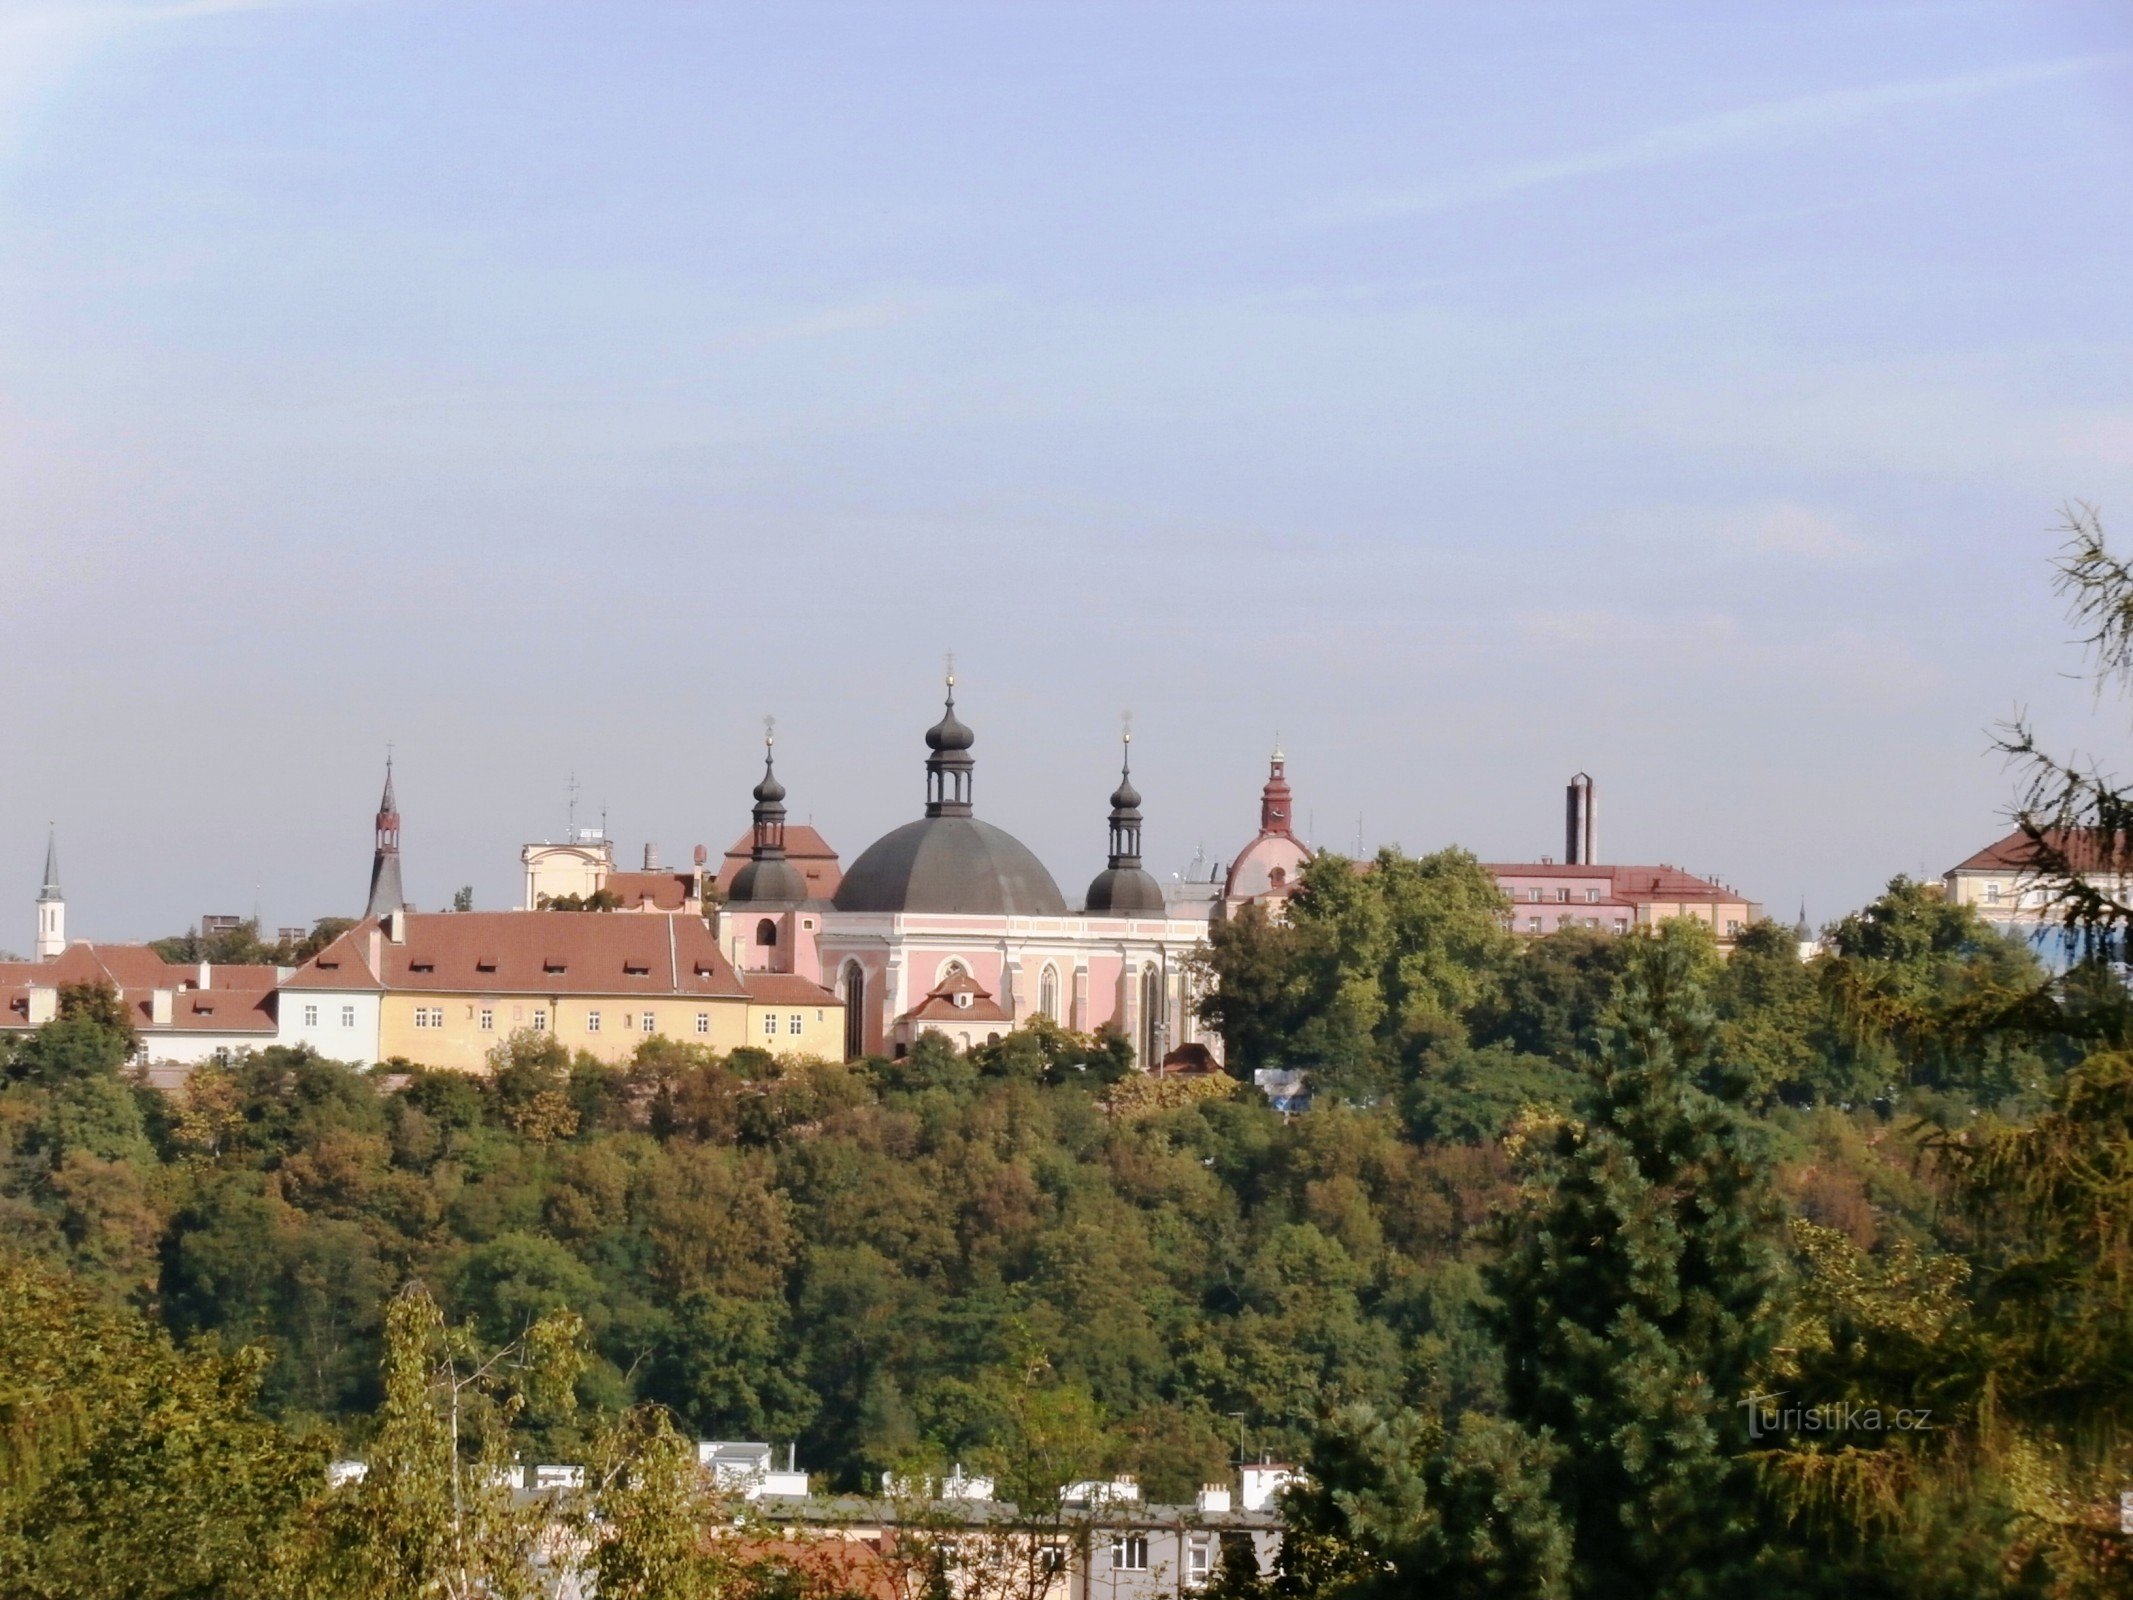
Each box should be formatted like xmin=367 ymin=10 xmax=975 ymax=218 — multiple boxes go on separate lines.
xmin=3 ymin=1 xmax=2132 ymax=946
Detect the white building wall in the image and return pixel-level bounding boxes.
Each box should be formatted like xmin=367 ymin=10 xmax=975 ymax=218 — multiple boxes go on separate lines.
xmin=277 ymin=990 xmax=384 ymax=1065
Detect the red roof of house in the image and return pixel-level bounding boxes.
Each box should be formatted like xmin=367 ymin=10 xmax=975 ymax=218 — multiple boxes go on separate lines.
xmin=900 ymin=969 xmax=1012 ymax=1024
xmin=607 ymin=870 xmax=699 ymax=911
xmin=1948 ymin=825 xmax=2133 ymax=876
xmin=741 ymin=972 xmax=842 ymax=1006
xmin=0 ymin=945 xmax=279 ymax=1034
xmin=284 ymin=912 xmax=749 ymax=998
xmin=1484 ymin=863 xmax=1746 ymax=905
xmin=717 ymin=827 xmax=842 ymax=898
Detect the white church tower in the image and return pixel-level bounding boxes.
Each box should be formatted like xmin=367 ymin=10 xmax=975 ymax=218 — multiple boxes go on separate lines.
xmin=36 ymin=827 xmax=64 ymax=961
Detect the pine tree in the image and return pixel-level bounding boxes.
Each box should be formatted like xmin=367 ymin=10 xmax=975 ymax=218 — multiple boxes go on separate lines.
xmin=1490 ymin=933 xmax=1785 ymax=1599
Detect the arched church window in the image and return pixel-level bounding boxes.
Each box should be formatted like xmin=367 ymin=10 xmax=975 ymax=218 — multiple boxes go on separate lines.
xmin=1039 ymin=965 xmax=1060 ymax=1022
xmin=756 ymin=918 xmax=779 ymax=948
xmin=1269 ymin=867 xmax=1286 ymax=889
xmin=939 ymin=958 xmax=968 ymax=985
xmin=842 ymin=963 xmax=866 ymax=1061
xmin=1141 ymin=965 xmax=1163 ymax=1069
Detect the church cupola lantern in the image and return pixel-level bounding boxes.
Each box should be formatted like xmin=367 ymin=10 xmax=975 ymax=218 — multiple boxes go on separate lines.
xmin=752 ymin=718 xmax=789 ymax=859
xmin=924 ymin=666 xmax=976 ymax=819
xmin=1258 ymin=742 xmax=1294 ymax=838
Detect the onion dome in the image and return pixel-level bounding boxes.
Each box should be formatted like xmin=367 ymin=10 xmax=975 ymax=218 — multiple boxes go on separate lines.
xmin=834 ymin=678 xmax=1069 ymax=916
xmin=726 ymin=724 xmax=810 ymax=907
xmin=1085 ymin=728 xmax=1167 ymax=916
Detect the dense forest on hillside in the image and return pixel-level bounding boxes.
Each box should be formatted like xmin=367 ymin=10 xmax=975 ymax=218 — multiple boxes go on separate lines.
xmin=6 ymin=862 xmax=2130 ymax=1596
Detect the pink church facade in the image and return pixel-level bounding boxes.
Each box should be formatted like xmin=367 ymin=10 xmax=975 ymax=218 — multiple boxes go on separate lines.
xmin=714 ymin=685 xmax=1223 ymax=1068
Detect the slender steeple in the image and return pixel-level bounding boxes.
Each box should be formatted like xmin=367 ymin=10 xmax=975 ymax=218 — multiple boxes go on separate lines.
xmin=1085 ymin=719 xmax=1168 ymax=916
xmin=1257 ymin=740 xmax=1294 ymax=839
xmin=1106 ymin=724 xmax=1144 ymax=870
xmin=924 ymin=661 xmax=975 ymax=819
xmin=726 ymin=719 xmax=810 ymax=907
xmin=364 ymin=756 xmax=405 ymax=919
xmin=35 ymin=826 xmax=63 ymax=960
xmin=752 ymin=717 xmax=788 ymax=859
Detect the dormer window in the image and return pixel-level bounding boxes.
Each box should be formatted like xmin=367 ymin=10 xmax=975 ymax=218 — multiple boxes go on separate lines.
xmin=476 ymin=958 xmax=498 ymax=973
xmin=318 ymin=958 xmax=339 ymax=969
xmin=544 ymin=959 xmax=566 ymax=974
xmin=624 ymin=961 xmax=650 ymax=976
xmin=410 ymin=961 xmax=434 ymax=973
xmin=955 ymin=992 xmax=972 ymax=1009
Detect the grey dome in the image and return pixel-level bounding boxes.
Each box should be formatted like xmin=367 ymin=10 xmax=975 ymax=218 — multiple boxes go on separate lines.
xmin=727 ymin=856 xmax=810 ymax=906
xmin=1085 ymin=864 xmax=1167 ymax=916
xmin=834 ymin=816 xmax=1068 ymax=915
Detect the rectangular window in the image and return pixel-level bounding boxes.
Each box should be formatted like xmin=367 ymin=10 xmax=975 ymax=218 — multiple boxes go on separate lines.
xmin=1985 ymin=883 xmax=2002 ymax=904
xmin=479 ymin=1009 xmax=494 ymax=1031
xmin=788 ymin=1013 xmax=802 ymax=1035
xmin=1614 ymin=917 xmax=1629 ymax=933
xmin=587 ymin=1011 xmax=601 ymax=1032
xmin=695 ymin=1012 xmax=710 ymax=1035
xmin=412 ymin=1009 xmax=426 ymax=1029
xmin=1586 ymin=887 xmax=1601 ymax=903
xmin=341 ymin=1005 xmax=355 ymax=1028
xmin=1726 ymin=920 xmax=1743 ymax=937
xmin=642 ymin=1011 xmax=655 ymax=1033
xmin=1188 ymin=1541 xmax=1211 ymax=1578
xmin=1112 ymin=1536 xmax=1148 ymax=1572
xmin=762 ymin=1013 xmax=777 ymax=1036
xmin=1528 ymin=887 xmax=1543 ymax=902
xmin=1527 ymin=916 xmax=1542 ymax=933
xmin=531 ymin=1010 xmax=547 ymax=1031
xmin=1556 ymin=887 xmax=1571 ymax=903
xmin=303 ymin=1005 xmax=318 ymax=1026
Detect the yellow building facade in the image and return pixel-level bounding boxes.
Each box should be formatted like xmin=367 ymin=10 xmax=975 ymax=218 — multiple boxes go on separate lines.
xmin=284 ymin=911 xmax=842 ymax=1071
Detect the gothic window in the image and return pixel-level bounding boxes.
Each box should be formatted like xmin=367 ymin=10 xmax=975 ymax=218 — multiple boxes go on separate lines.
xmin=1039 ymin=965 xmax=1060 ymax=1021
xmin=842 ymin=963 xmax=866 ymax=1061
xmin=1141 ymin=965 xmax=1163 ymax=1069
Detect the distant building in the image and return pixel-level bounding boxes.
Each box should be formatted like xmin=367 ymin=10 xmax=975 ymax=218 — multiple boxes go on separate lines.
xmin=1944 ymin=825 xmax=2132 ymax=926
xmin=1486 ymin=775 xmax=1760 ymax=948
xmin=522 ymin=831 xmax=710 ymax=915
xmin=712 ymin=688 xmax=1219 ymax=1068
xmin=277 ymin=908 xmax=841 ymax=1068
xmin=1942 ymin=824 xmax=2130 ymax=968
xmin=0 ymin=941 xmax=278 ymax=1079
xmin=1221 ymin=747 xmax=1311 ymax=918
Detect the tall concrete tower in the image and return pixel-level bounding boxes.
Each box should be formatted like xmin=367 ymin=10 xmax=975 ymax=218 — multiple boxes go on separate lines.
xmin=1564 ymin=773 xmax=1597 ymax=866
xmin=35 ymin=827 xmax=64 ymax=961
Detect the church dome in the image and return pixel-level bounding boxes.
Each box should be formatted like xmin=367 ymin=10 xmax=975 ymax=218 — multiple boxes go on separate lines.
xmin=834 ymin=817 xmax=1068 ymax=915
xmin=1084 ymin=863 xmax=1167 ymax=915
xmin=727 ymin=856 xmax=810 ymax=906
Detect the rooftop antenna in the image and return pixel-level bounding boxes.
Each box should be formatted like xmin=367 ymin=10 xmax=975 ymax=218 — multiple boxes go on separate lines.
xmin=566 ymin=770 xmax=580 ymax=835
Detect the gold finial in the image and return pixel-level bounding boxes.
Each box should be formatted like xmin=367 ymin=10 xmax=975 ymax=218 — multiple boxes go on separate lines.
xmin=1121 ymin=709 xmax=1133 ymax=746
xmin=763 ymin=714 xmax=775 ymax=749
xmin=944 ymin=649 xmax=956 ymax=690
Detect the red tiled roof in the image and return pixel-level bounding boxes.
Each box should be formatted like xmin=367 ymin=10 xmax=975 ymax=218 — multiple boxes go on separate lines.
xmin=716 ymin=827 xmax=842 ymax=897
xmin=284 ymin=912 xmax=748 ymax=998
xmin=900 ymin=969 xmax=1012 ymax=1024
xmin=607 ymin=870 xmax=698 ymax=911
xmin=0 ymin=945 xmax=279 ymax=1034
xmin=741 ymin=973 xmax=842 ymax=1005
xmin=172 ymin=988 xmax=276 ymax=1032
xmin=1485 ymin=863 xmax=1745 ymax=904
xmin=1948 ymin=825 xmax=2133 ymax=876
